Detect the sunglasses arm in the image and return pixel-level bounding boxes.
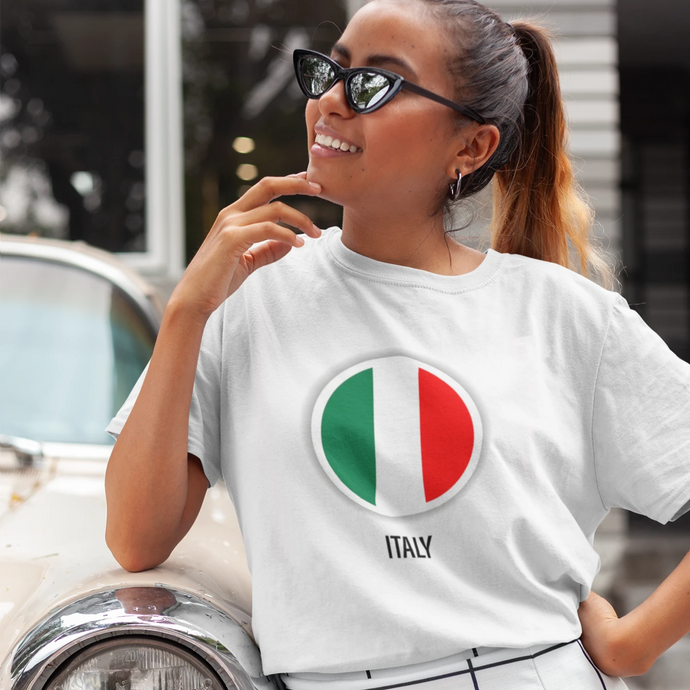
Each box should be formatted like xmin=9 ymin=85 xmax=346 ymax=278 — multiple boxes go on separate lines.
xmin=401 ymin=81 xmax=486 ymax=124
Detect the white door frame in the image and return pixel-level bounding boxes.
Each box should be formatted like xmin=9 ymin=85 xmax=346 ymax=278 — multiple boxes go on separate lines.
xmin=117 ymin=0 xmax=185 ymax=281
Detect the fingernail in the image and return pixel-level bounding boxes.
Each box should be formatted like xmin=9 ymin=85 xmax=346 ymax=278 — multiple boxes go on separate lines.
xmin=295 ymin=235 xmax=305 ymax=246
xmin=309 ymin=182 xmax=321 ymax=190
xmin=313 ymin=224 xmax=322 ymax=235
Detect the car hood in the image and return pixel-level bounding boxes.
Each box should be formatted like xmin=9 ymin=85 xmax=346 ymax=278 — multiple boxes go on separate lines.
xmin=0 ymin=449 xmax=253 ymax=668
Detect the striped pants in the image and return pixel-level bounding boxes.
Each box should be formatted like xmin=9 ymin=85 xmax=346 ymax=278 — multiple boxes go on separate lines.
xmin=280 ymin=639 xmax=631 ymax=690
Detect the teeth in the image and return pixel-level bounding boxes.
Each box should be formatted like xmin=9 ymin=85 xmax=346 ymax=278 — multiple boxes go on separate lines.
xmin=315 ymin=132 xmax=362 ymax=153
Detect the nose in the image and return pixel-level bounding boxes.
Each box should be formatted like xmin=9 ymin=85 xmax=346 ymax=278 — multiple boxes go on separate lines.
xmin=318 ymin=78 xmax=355 ymax=119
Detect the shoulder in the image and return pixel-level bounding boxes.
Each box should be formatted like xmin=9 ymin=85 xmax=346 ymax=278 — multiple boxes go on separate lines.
xmin=496 ymin=249 xmax=619 ymax=307
xmin=492 ymin=250 xmax=623 ymax=344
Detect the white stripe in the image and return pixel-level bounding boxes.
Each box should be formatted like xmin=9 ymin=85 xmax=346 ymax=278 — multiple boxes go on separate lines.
xmin=372 ymin=356 xmax=425 ymax=516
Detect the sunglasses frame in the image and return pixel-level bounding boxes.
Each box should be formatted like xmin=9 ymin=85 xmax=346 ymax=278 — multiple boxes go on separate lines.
xmin=293 ymin=48 xmax=487 ymax=125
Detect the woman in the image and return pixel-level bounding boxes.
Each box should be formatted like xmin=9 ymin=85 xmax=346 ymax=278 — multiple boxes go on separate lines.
xmin=104 ymin=0 xmax=690 ymax=687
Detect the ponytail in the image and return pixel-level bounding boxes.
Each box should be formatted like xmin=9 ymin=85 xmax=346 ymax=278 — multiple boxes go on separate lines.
xmin=417 ymin=0 xmax=618 ymax=290
xmin=491 ymin=22 xmax=617 ymax=290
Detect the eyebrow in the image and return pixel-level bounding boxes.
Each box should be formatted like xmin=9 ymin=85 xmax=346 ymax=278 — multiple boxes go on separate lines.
xmin=331 ymin=42 xmax=418 ymax=79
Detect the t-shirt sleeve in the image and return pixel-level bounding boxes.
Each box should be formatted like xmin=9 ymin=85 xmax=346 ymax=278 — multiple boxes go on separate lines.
xmin=105 ymin=361 xmax=149 ymax=440
xmin=592 ymin=291 xmax=690 ymax=525
xmin=105 ymin=308 xmax=224 ymax=489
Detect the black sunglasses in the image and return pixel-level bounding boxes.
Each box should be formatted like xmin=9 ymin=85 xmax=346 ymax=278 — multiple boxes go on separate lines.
xmin=293 ymin=48 xmax=486 ymax=124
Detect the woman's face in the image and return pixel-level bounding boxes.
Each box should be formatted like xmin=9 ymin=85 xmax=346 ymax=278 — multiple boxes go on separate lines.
xmin=304 ymin=0 xmax=467 ymax=211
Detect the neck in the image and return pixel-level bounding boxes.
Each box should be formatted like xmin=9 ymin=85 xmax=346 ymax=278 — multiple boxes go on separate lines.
xmin=340 ymin=204 xmax=469 ymax=276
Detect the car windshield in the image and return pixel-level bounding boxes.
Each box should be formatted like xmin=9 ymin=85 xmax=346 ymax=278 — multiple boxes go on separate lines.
xmin=0 ymin=256 xmax=155 ymax=445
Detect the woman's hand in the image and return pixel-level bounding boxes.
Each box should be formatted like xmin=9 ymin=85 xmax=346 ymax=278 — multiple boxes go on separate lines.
xmin=169 ymin=172 xmax=322 ymax=323
xmin=577 ymin=590 xmax=643 ymax=677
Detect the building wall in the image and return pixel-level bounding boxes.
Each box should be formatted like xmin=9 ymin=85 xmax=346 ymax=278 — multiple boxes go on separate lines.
xmin=496 ymin=0 xmax=621 ymax=259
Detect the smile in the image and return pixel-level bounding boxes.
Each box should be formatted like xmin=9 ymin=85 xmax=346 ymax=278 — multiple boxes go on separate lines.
xmin=314 ymin=133 xmax=362 ymax=154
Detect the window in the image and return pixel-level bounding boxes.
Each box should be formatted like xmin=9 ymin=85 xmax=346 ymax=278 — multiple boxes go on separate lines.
xmin=0 ymin=257 xmax=155 ymax=445
xmin=181 ymin=0 xmax=347 ymax=261
xmin=619 ymin=0 xmax=690 ymax=361
xmin=0 ymin=0 xmax=184 ymax=278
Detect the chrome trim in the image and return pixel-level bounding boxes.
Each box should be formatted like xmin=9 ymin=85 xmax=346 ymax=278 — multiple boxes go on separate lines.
xmin=10 ymin=587 xmax=273 ymax=690
xmin=0 ymin=240 xmax=162 ymax=332
xmin=0 ymin=435 xmax=43 ymax=466
xmin=0 ymin=431 xmax=113 ymax=465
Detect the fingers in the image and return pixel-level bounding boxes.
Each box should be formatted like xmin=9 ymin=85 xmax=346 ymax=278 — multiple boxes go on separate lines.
xmin=234 ymin=200 xmax=321 ymax=238
xmin=233 ymin=174 xmax=321 ymax=212
xmin=243 ymin=240 xmax=295 ymax=276
xmin=169 ymin=173 xmax=320 ymax=319
xmin=228 ymin=221 xmax=307 ymax=253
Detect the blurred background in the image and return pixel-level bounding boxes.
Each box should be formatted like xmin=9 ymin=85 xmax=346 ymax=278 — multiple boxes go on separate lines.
xmin=0 ymin=0 xmax=689 ymax=686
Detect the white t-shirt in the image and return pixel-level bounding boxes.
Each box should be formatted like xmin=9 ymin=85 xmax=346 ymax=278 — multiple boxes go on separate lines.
xmin=107 ymin=226 xmax=690 ymax=676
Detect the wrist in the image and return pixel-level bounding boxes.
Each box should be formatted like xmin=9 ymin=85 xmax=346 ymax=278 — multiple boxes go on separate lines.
xmin=163 ymin=294 xmax=213 ymax=330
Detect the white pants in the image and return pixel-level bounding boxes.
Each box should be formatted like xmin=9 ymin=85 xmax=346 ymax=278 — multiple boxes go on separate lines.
xmin=281 ymin=639 xmax=631 ymax=690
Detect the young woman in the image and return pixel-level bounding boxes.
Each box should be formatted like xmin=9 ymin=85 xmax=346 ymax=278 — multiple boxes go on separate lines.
xmin=105 ymin=0 xmax=690 ymax=688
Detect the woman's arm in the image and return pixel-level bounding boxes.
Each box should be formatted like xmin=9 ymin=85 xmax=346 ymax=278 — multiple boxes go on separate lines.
xmin=578 ymin=549 xmax=690 ymax=676
xmin=104 ymin=174 xmax=322 ymax=572
xmin=104 ymin=302 xmax=209 ymax=572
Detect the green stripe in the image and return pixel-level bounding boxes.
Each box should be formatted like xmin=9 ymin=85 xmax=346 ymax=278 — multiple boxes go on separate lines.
xmin=321 ymin=368 xmax=376 ymax=505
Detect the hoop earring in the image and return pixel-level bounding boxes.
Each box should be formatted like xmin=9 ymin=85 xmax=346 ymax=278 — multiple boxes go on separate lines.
xmin=448 ymin=169 xmax=462 ymax=201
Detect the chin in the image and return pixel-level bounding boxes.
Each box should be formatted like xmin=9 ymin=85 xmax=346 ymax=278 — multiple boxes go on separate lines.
xmin=306 ymin=162 xmax=348 ymax=206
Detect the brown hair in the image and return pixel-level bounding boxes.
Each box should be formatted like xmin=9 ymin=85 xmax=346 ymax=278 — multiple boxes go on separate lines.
xmin=417 ymin=0 xmax=618 ymax=290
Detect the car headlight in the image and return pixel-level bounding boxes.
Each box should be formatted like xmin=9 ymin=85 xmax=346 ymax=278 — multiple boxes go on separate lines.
xmin=46 ymin=636 xmax=224 ymax=690
xmin=11 ymin=587 xmax=265 ymax=690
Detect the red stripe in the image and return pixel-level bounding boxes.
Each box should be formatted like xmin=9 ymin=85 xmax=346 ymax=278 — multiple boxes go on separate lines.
xmin=418 ymin=368 xmax=474 ymax=502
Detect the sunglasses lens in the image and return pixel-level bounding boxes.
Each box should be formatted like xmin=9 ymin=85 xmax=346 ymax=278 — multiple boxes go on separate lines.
xmin=300 ymin=56 xmax=336 ymax=96
xmin=349 ymin=72 xmax=393 ymax=111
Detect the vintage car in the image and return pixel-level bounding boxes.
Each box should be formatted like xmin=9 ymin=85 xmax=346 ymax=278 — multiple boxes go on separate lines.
xmin=0 ymin=234 xmax=269 ymax=690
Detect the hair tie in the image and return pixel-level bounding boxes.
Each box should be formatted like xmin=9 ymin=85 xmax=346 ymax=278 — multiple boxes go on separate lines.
xmin=505 ymin=21 xmax=517 ymax=37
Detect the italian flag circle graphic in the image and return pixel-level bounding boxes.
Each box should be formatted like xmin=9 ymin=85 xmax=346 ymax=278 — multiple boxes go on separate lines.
xmin=311 ymin=355 xmax=482 ymax=516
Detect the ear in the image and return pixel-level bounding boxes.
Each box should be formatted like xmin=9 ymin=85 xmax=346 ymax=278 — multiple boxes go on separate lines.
xmin=447 ymin=124 xmax=501 ymax=180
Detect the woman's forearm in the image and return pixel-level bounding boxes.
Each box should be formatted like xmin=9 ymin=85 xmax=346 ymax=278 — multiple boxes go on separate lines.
xmin=617 ymin=547 xmax=690 ymax=674
xmin=104 ymin=299 xmax=209 ymax=570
